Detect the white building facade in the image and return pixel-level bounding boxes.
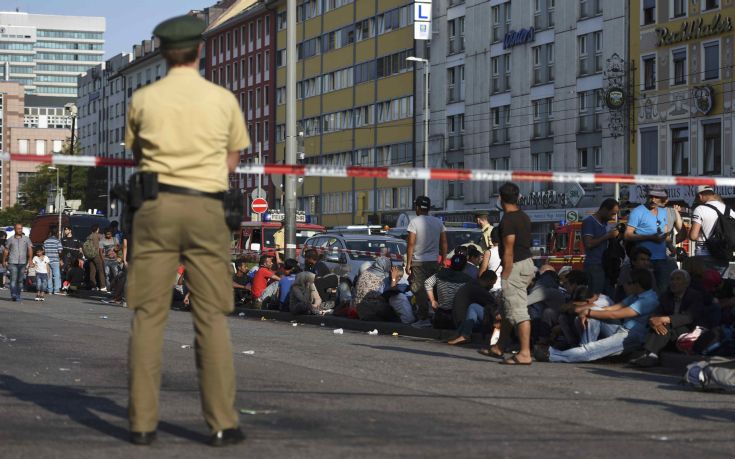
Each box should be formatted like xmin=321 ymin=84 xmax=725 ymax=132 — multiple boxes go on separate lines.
xmin=419 ymin=0 xmax=629 ymax=237
xmin=0 ymin=11 xmax=105 ymax=98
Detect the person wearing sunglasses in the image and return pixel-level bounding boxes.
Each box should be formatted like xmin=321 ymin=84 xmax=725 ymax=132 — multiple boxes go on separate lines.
xmin=624 ymin=185 xmax=673 ymax=293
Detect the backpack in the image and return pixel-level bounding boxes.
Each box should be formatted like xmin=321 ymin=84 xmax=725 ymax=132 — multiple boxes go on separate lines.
xmin=701 ymin=203 xmax=735 ymax=262
xmin=601 ymin=236 xmax=626 ymax=283
xmin=82 ymin=237 xmax=98 ymax=260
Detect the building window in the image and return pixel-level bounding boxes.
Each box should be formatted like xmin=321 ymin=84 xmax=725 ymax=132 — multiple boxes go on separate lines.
xmin=19 ymin=139 xmax=29 ymax=154
xmin=534 ymin=0 xmax=555 ymax=29
xmin=578 ymin=35 xmax=589 ymax=76
xmin=533 ymin=97 xmax=553 ymax=138
xmin=578 ymin=148 xmax=589 ymax=170
xmin=703 ymin=41 xmax=719 ymax=80
xmin=533 ymin=43 xmax=554 ymax=84
xmin=643 ymin=55 xmax=656 ymax=90
xmin=703 ymin=122 xmax=721 ymax=175
xmin=447 ymin=114 xmax=464 ymax=150
xmin=703 ymin=0 xmax=719 ymax=11
xmin=448 ymin=17 xmax=465 ymax=55
xmin=491 ymin=2 xmax=511 ymax=43
xmin=36 ymin=140 xmax=46 ymax=155
xmin=671 ymin=126 xmax=689 ymax=176
xmin=672 ymin=48 xmax=686 ymax=85
xmin=643 ymin=0 xmax=656 ymax=25
xmin=594 ymin=31 xmax=603 ymax=73
xmin=491 ymin=105 xmax=510 ymax=144
xmin=447 ymin=65 xmax=465 ymax=103
xmin=672 ymin=0 xmax=686 ymax=18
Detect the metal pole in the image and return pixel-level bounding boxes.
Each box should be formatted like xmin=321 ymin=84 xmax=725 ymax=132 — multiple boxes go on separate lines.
xmin=423 ymin=62 xmax=429 ymax=197
xmin=57 ymin=170 xmax=62 ymax=239
xmin=258 ymin=141 xmax=262 ymax=199
xmin=284 ymin=0 xmax=298 ymax=260
xmin=67 ymin=115 xmax=75 ymax=197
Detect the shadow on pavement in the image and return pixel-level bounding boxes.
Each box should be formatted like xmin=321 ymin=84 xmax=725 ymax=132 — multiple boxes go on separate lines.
xmin=0 ymin=375 xmax=208 ymax=444
xmin=618 ymin=397 xmax=735 ymax=422
xmin=350 ymin=343 xmax=491 ymax=363
xmin=584 ymin=366 xmax=680 ymax=384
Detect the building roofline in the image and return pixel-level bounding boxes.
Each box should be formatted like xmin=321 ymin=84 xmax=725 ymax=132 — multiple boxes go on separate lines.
xmin=203 ymin=1 xmax=268 ymax=37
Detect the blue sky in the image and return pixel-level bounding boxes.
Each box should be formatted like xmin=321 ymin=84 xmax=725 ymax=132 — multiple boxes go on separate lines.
xmin=10 ymin=0 xmax=210 ymax=58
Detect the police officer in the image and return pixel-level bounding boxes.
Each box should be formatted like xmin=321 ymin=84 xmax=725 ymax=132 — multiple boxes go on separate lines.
xmin=474 ymin=210 xmax=494 ymax=252
xmin=125 ymin=15 xmax=249 ymax=447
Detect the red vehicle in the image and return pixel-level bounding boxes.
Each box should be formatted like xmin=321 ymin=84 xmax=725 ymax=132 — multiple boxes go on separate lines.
xmin=231 ymin=221 xmax=325 ymax=262
xmin=546 ymin=222 xmax=586 ymax=271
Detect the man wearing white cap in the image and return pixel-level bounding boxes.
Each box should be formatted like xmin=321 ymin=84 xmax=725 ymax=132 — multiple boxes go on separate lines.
xmin=689 ymin=185 xmax=734 ymax=273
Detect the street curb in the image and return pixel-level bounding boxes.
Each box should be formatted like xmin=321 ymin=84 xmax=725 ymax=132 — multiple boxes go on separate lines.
xmin=232 ymin=307 xmax=700 ymax=370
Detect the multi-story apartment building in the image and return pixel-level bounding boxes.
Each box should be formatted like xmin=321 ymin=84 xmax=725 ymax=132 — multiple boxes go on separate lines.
xmin=422 ymin=0 xmax=628 ymax=239
xmin=204 ymin=0 xmax=277 ymax=214
xmin=0 ymin=11 xmax=105 ymax=99
xmin=269 ymin=0 xmax=416 ymax=227
xmin=0 ymin=81 xmax=70 ymax=208
xmin=630 ymin=0 xmax=735 ymax=206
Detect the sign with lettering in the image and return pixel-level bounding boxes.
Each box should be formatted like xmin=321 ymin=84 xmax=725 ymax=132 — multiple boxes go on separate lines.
xmin=414 ymin=1 xmax=432 ymax=41
xmin=626 ymin=184 xmax=735 ymax=206
xmin=503 ymin=27 xmax=535 ymax=50
xmin=655 ymin=14 xmax=732 ymax=47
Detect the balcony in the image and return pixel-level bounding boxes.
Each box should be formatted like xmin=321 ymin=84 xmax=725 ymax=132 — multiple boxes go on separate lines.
xmin=448 ymin=135 xmax=464 ymax=150
xmin=578 ymin=113 xmax=602 ymax=132
xmin=533 ymin=120 xmax=553 ymax=138
xmin=492 ymin=127 xmax=509 ymax=144
xmin=448 ymin=36 xmax=465 ymax=55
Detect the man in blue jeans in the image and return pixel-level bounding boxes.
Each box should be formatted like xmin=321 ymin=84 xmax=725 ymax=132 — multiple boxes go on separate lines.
xmin=3 ymin=223 xmax=33 ymax=302
xmin=43 ymin=226 xmax=64 ymax=295
xmin=624 ymin=185 xmax=672 ymax=293
xmin=535 ymin=268 xmax=659 ymax=363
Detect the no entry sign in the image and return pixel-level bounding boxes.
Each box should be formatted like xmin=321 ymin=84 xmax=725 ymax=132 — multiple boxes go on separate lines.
xmin=251 ymin=197 xmax=268 ymax=214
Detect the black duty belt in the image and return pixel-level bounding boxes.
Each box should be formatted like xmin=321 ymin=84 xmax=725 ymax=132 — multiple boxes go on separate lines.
xmin=159 ymin=184 xmax=224 ymax=201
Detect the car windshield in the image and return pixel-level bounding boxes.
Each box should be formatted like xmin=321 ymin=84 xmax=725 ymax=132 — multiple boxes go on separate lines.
xmin=344 ymin=240 xmax=406 ymax=261
xmin=445 ymin=231 xmax=481 ymax=251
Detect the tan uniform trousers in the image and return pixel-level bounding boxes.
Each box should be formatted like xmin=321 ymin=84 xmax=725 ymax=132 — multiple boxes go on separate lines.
xmin=127 ymin=192 xmax=237 ymax=433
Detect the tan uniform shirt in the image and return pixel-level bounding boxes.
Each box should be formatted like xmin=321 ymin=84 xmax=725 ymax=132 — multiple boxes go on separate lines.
xmin=125 ymin=66 xmax=250 ymax=193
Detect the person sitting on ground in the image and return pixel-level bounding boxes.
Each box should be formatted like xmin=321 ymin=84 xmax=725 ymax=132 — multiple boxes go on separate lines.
xmin=527 ymin=265 xmax=567 ymax=344
xmin=232 ymin=258 xmax=252 ymax=305
xmin=303 ymin=248 xmax=338 ymax=303
xmin=559 ymin=269 xmax=588 ymax=300
xmin=535 ymin=268 xmax=659 ymax=363
xmin=289 ymin=272 xmax=321 ymax=315
xmin=556 ymin=285 xmax=614 ymax=349
xmin=382 ymin=266 xmax=415 ymax=324
xmin=278 ymin=259 xmax=300 ymax=311
xmin=65 ymin=255 xmax=85 ymax=294
xmin=463 ymin=245 xmax=482 ymax=279
xmin=615 ymin=246 xmax=657 ymax=302
xmin=251 ymin=254 xmax=280 ymax=306
xmin=630 ymin=269 xmax=711 ymax=367
xmin=355 ymin=256 xmax=400 ymax=322
xmin=448 ymin=271 xmax=499 ymax=345
xmin=425 ymin=254 xmax=473 ymax=329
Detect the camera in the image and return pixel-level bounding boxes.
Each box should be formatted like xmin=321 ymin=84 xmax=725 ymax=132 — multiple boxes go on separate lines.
xmin=616 ymin=222 xmax=626 ymax=233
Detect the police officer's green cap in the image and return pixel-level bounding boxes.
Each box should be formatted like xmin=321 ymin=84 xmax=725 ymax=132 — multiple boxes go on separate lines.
xmin=474 ymin=210 xmax=490 ymax=218
xmin=153 ymin=15 xmax=206 ymax=50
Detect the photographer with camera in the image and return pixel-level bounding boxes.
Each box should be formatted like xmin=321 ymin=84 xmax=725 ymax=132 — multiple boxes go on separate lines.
xmin=582 ymin=199 xmax=621 ymax=295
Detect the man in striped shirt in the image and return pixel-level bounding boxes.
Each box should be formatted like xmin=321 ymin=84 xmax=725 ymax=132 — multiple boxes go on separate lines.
xmin=425 ymin=254 xmax=473 ymax=329
xmin=43 ymin=226 xmax=64 ymax=295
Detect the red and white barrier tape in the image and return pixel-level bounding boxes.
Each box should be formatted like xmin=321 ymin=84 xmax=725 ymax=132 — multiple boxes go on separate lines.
xmin=3 ymin=153 xmax=734 ymax=186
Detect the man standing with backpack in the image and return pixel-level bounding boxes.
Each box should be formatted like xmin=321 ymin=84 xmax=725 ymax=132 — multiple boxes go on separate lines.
xmin=689 ymin=185 xmax=735 ymax=274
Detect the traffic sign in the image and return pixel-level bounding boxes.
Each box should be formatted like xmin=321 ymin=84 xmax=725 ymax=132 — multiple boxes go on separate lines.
xmin=564 ymin=182 xmax=586 ymax=207
xmin=566 ymin=210 xmax=579 ymax=222
xmin=251 ymin=187 xmax=266 ymax=199
xmin=251 ymin=198 xmax=268 ymax=214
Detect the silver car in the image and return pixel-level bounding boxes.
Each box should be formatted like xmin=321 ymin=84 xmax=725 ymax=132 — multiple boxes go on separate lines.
xmin=299 ymin=234 xmax=406 ymax=281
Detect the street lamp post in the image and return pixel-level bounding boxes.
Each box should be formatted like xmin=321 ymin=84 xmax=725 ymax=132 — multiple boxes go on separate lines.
xmin=64 ymin=103 xmax=78 ymax=197
xmin=48 ymin=166 xmax=62 ymax=240
xmin=407 ymin=56 xmax=430 ymax=197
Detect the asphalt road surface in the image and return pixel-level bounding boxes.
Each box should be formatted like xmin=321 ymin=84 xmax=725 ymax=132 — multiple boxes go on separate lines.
xmin=1 ymin=292 xmax=734 ymax=458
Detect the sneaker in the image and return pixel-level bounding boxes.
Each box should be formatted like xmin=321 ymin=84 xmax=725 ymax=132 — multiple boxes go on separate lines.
xmin=630 ymin=353 xmax=660 ymax=368
xmin=410 ymin=319 xmax=433 ymax=329
xmin=34 ymin=297 xmax=40 ymax=302
xmin=683 ymin=362 xmax=708 ymax=387
xmin=99 ymin=287 xmax=108 ymax=293
xmin=40 ymin=297 xmax=45 ymax=302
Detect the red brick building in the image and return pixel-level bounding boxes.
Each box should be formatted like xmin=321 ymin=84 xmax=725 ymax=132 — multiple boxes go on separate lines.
xmin=203 ymin=0 xmax=276 ymax=217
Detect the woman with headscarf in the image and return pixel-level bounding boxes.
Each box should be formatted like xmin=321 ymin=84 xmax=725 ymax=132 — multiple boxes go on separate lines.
xmin=289 ymin=272 xmax=321 ymax=315
xmin=355 ymin=256 xmax=399 ymax=321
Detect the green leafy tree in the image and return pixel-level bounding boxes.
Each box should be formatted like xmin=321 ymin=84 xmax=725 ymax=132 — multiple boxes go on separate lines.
xmin=18 ymin=164 xmax=88 ymax=213
xmin=0 ymin=205 xmax=36 ymax=227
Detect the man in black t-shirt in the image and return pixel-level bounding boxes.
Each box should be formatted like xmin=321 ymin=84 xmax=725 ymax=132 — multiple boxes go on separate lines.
xmin=232 ymin=259 xmax=251 ymax=305
xmin=480 ymin=182 xmax=536 ymax=365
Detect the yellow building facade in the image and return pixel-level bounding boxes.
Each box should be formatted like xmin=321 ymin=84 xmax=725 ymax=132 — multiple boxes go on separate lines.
xmin=630 ymin=0 xmax=735 ymax=192
xmin=271 ymin=0 xmax=416 ymax=227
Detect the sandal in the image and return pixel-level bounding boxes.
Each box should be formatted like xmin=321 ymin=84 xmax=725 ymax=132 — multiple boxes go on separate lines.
xmin=500 ymin=355 xmax=532 ymax=365
xmin=478 ymin=348 xmax=504 ymax=359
